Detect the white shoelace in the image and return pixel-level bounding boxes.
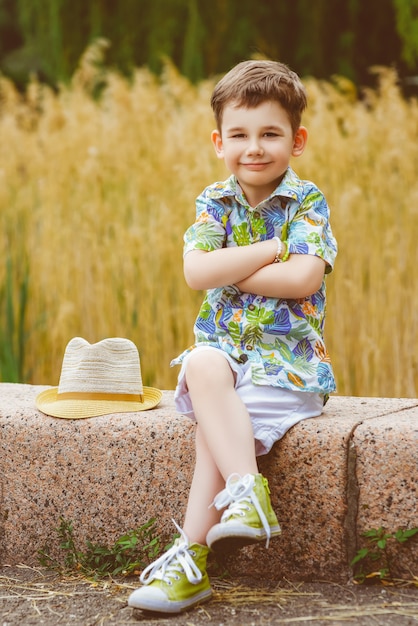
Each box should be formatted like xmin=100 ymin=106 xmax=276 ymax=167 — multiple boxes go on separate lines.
xmin=210 ymin=473 xmax=272 ymax=547
xmin=140 ymin=520 xmax=203 ymax=586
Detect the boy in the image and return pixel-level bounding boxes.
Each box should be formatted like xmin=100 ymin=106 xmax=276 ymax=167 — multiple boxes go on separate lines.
xmin=129 ymin=59 xmax=337 ymax=614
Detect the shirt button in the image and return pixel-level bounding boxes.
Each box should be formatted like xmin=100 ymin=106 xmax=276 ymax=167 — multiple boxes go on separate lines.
xmin=248 ymin=304 xmax=255 ymax=311
xmin=246 ymin=345 xmax=253 ymax=351
xmin=253 ymin=211 xmax=260 ymax=219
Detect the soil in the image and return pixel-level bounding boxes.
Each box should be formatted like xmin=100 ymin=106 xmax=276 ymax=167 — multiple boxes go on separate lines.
xmin=1 ymin=566 xmax=418 ymax=626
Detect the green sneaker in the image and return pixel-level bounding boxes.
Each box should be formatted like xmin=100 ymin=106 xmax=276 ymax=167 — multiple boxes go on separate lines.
xmin=128 ymin=523 xmax=212 ymax=614
xmin=206 ymin=473 xmax=281 ymax=552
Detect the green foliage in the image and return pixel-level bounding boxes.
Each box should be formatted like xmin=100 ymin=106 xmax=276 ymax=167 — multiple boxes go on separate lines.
xmin=181 ymin=0 xmax=204 ymax=83
xmin=38 ymin=517 xmax=162 ymax=579
xmin=393 ymin=0 xmax=418 ymax=68
xmin=351 ymin=526 xmax=418 ymax=583
xmin=0 ymin=0 xmax=414 ymax=88
xmin=0 ymin=257 xmax=29 ymax=382
xmin=0 ymin=0 xmax=22 ymax=58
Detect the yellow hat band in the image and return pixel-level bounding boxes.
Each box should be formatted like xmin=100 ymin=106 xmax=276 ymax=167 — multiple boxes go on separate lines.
xmin=56 ymin=391 xmax=145 ymax=403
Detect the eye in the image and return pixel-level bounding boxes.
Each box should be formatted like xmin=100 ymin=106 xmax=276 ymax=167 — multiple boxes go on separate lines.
xmin=230 ymin=133 xmax=246 ymax=139
xmin=264 ymin=131 xmax=280 ymax=138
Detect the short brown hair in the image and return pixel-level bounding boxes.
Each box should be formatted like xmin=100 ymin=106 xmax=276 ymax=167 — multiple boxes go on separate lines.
xmin=211 ymin=60 xmax=307 ymax=135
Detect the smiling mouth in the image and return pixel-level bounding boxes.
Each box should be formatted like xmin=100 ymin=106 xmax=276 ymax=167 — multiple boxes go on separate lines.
xmin=242 ymin=162 xmax=269 ymax=169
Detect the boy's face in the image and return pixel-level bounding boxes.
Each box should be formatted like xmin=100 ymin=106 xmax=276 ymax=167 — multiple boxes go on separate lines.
xmin=212 ymin=100 xmax=307 ymax=207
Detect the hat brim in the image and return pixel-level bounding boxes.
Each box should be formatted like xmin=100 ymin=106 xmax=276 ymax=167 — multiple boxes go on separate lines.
xmin=36 ymin=386 xmax=163 ymax=419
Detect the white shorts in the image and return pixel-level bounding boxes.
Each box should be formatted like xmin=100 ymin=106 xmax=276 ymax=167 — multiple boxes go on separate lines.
xmin=174 ymin=346 xmax=324 ymax=456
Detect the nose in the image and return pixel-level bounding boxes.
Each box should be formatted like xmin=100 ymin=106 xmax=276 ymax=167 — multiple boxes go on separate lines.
xmin=246 ymin=137 xmax=263 ymax=156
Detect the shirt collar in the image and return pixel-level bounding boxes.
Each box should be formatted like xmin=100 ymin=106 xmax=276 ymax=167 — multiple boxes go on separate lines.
xmin=208 ymin=167 xmax=304 ymax=205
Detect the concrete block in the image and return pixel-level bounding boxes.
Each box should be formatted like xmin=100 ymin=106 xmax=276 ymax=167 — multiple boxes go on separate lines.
xmin=0 ymin=384 xmax=195 ymax=565
xmin=233 ymin=396 xmax=418 ymax=581
xmin=1 ymin=384 xmax=417 ymax=583
xmin=354 ymin=408 xmax=418 ymax=579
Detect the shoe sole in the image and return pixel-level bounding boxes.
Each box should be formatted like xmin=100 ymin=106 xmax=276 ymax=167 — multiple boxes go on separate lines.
xmin=207 ymin=523 xmax=281 ymax=552
xmin=128 ymin=588 xmax=213 ymax=614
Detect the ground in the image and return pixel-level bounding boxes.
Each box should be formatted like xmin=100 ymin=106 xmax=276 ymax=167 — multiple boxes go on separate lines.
xmin=1 ymin=566 xmax=418 ymax=625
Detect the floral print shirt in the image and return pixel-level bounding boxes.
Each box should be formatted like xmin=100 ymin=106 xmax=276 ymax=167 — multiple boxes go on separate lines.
xmin=171 ymin=167 xmax=338 ymax=395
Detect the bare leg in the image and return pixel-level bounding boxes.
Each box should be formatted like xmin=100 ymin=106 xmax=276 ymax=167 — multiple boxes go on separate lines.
xmin=182 ymin=350 xmax=258 ymax=544
xmin=186 ymin=350 xmax=258 ymax=476
xmin=128 ymin=351 xmax=272 ymax=614
xmin=183 ymin=425 xmax=224 ymax=544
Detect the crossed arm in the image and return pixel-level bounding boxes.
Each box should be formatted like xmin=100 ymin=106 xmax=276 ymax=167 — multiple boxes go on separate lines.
xmin=184 ymin=239 xmax=326 ymax=300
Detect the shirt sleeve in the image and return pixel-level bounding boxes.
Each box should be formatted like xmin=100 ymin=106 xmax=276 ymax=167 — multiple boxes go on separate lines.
xmin=183 ymin=188 xmax=227 ymax=256
xmin=288 ymin=186 xmax=337 ymax=273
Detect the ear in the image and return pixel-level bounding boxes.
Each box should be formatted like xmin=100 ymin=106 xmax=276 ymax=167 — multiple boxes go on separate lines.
xmin=211 ymin=129 xmax=224 ymax=159
xmin=292 ymin=126 xmax=308 ymax=157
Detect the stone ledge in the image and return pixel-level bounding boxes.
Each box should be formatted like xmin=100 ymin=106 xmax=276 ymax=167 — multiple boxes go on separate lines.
xmin=0 ymin=383 xmax=417 ymax=582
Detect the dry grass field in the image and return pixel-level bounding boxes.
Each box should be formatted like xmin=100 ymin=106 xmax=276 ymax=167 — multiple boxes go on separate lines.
xmin=0 ymin=49 xmax=417 ymax=398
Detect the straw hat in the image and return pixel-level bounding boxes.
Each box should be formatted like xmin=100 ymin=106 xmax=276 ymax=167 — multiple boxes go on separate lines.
xmin=36 ymin=337 xmax=162 ymax=418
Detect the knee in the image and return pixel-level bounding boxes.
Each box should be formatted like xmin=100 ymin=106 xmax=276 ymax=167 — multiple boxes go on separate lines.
xmin=185 ymin=350 xmax=234 ymax=388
